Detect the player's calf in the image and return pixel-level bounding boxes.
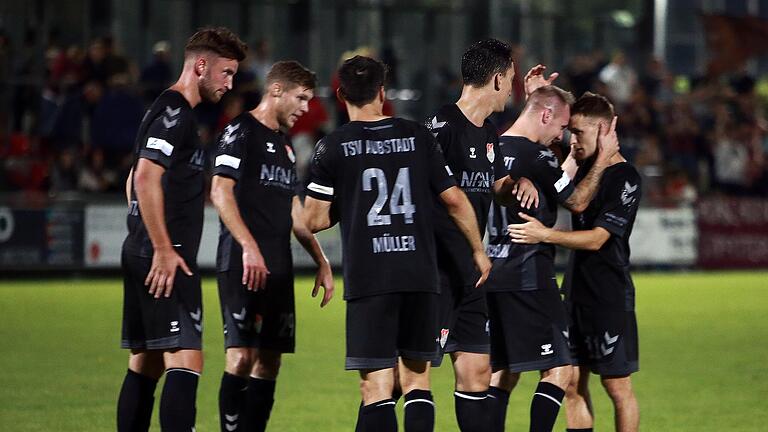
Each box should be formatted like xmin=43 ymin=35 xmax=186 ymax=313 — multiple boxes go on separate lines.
xmin=601 ymin=375 xmax=639 ymax=432
xmin=565 ymin=366 xmax=594 ymax=431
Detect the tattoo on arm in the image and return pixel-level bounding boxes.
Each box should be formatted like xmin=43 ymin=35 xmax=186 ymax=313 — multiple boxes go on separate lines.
xmin=564 ymin=163 xmax=607 ymax=212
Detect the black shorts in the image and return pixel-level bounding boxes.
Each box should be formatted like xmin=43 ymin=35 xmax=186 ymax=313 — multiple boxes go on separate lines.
xmin=569 ymin=304 xmax=639 ymax=376
xmin=487 ymin=288 xmax=572 ymax=372
xmin=217 ymin=270 xmax=296 ymax=353
xmin=432 ymin=271 xmax=490 ymax=367
xmin=345 ymin=292 xmax=439 ymax=371
xmin=121 ymin=252 xmax=202 ymax=350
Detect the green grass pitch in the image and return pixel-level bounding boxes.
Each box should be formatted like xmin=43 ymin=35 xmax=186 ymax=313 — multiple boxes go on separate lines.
xmin=0 ymin=271 xmax=766 ymax=431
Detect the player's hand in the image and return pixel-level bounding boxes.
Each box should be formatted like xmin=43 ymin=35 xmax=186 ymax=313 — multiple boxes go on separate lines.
xmin=511 ymin=177 xmax=539 ymax=209
xmin=524 ymin=64 xmax=559 ymax=97
xmin=508 ymin=212 xmax=549 ymax=244
xmin=312 ymin=261 xmax=334 ymax=308
xmin=242 ymin=243 xmax=269 ymax=291
xmin=473 ymin=250 xmax=492 ymax=288
xmin=145 ymin=246 xmax=192 ymax=299
xmin=596 ymin=116 xmax=619 ymax=164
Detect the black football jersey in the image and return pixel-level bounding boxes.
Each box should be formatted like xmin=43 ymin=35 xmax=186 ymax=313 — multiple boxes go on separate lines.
xmin=425 ymin=104 xmax=507 ymax=286
xmin=563 ymin=162 xmax=642 ymax=310
xmin=123 ymin=90 xmax=205 ymax=264
xmin=306 ymin=117 xmax=456 ymax=300
xmin=484 ymin=135 xmax=576 ymax=292
xmin=212 ymin=113 xmax=298 ymax=273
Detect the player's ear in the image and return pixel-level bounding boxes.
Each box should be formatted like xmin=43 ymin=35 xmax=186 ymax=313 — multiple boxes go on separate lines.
xmin=541 ymin=108 xmax=552 ymax=124
xmin=270 ymin=82 xmax=282 ymax=98
xmin=195 ymin=56 xmax=207 ymax=77
xmin=378 ymin=86 xmax=385 ymax=103
xmin=494 ymin=74 xmax=501 ymax=91
xmin=335 ymin=88 xmax=344 ymax=104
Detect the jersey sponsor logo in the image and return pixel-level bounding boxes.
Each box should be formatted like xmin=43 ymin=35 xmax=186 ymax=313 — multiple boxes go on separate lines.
xmin=266 ymin=142 xmax=276 ymax=153
xmin=146 ymin=137 xmax=174 ymax=156
xmin=307 ymin=182 xmax=334 ymax=196
xmin=215 ymin=154 xmax=241 ymax=170
xmin=371 ymin=234 xmax=417 ymax=254
xmin=486 ymin=243 xmax=510 ymax=258
xmin=469 ymin=147 xmax=477 ymax=159
xmin=260 ymin=164 xmax=294 ymax=188
xmin=554 ymin=171 xmax=571 ymax=193
xmin=541 ymin=343 xmax=554 ymax=356
xmin=486 ymin=143 xmax=495 ymax=163
xmin=504 ymin=156 xmax=515 ymax=170
xmin=621 ymin=181 xmax=638 ymax=206
xmin=220 ymin=123 xmax=240 ymax=147
xmin=538 ymin=149 xmax=559 ymax=168
xmin=188 ymin=149 xmax=205 ymax=170
xmin=285 ymin=145 xmax=296 ymax=163
xmin=460 ymin=170 xmax=491 ymax=191
xmin=163 ymin=106 xmax=181 ymax=129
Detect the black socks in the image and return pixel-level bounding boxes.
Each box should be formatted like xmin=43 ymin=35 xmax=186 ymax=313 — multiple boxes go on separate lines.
xmin=159 ymin=368 xmax=199 ymax=432
xmin=529 ymin=381 xmax=565 ymax=432
xmin=117 ymin=369 xmax=158 ymax=432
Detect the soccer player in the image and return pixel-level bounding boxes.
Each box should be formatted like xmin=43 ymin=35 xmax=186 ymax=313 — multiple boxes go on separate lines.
xmin=425 ymin=38 xmax=542 ymax=432
xmin=210 ymin=60 xmax=334 ymax=432
xmin=484 ymin=85 xmax=619 ymax=432
xmin=302 ymin=55 xmax=491 ymax=432
xmin=508 ymin=92 xmax=641 ymax=432
xmin=117 ymin=27 xmax=246 ymax=432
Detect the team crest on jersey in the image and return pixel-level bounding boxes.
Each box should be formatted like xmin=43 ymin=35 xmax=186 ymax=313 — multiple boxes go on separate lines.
xmin=439 ymin=328 xmax=450 ymax=348
xmin=285 ymin=145 xmax=296 ymax=163
xmin=486 ymin=143 xmax=495 ymax=163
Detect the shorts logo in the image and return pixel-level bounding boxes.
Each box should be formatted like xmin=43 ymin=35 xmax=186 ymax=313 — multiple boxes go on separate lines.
xmin=486 ymin=143 xmax=495 ymax=163
xmin=439 ymin=328 xmax=450 ymax=348
xmin=254 ymin=314 xmax=264 ymax=334
xmin=485 ymin=320 xmax=490 ymax=335
xmin=469 ymin=147 xmax=477 ymax=159
xmin=232 ymin=307 xmax=247 ymax=330
xmin=541 ymin=344 xmax=554 ymax=356
xmin=170 ymin=321 xmax=180 ymax=333
xmin=189 ymin=308 xmax=202 ymax=333
xmin=600 ymin=331 xmax=619 ymax=357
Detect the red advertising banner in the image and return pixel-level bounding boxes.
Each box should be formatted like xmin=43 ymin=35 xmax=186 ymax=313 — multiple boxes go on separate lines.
xmin=697 ymin=197 xmax=768 ymax=268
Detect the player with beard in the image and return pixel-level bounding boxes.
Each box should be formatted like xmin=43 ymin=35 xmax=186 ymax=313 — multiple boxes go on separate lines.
xmin=508 ymin=93 xmax=641 ymax=432
xmin=211 ymin=61 xmax=334 ymax=432
xmin=484 ymin=85 xmax=619 ymax=432
xmin=117 ymin=27 xmax=246 ymax=432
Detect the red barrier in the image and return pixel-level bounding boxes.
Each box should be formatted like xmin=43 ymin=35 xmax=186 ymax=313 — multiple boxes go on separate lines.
xmin=697 ymin=197 xmax=768 ymax=268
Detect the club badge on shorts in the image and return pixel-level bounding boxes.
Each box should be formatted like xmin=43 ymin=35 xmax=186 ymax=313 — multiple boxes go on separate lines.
xmin=486 ymin=143 xmax=495 ymax=163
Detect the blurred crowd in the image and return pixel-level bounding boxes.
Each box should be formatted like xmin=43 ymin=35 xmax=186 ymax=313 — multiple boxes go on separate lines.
xmin=1 ymin=33 xmax=766 ymax=206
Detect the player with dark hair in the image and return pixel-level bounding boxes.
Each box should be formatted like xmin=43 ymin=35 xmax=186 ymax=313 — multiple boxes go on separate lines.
xmin=484 ymin=85 xmax=619 ymax=432
xmin=211 ymin=60 xmax=334 ymax=432
xmin=425 ymin=38 xmax=541 ymax=432
xmin=303 ymin=55 xmax=491 ymax=432
xmin=508 ymin=92 xmax=641 ymax=432
xmin=117 ymin=27 xmax=246 ymax=432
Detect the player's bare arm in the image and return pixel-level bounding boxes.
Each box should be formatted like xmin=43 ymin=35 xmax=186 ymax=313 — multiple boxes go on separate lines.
xmin=302 ymin=196 xmax=333 ymax=233
xmin=133 ymin=158 xmax=192 ymax=298
xmin=563 ymin=116 xmax=619 ymax=213
xmin=210 ymin=175 xmax=269 ymax=291
xmin=508 ymin=212 xmax=611 ymax=250
xmin=493 ymin=176 xmax=539 ymax=209
xmin=125 ymin=167 xmax=133 ymax=207
xmin=290 ymin=196 xmax=334 ymax=307
xmin=438 ymin=186 xmax=492 ymax=287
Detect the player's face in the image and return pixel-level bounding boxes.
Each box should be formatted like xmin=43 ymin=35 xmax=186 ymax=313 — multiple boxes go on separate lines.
xmin=199 ymin=56 xmax=239 ymax=103
xmin=278 ymin=85 xmax=313 ymax=129
xmin=493 ymin=66 xmax=515 ymax=112
xmin=542 ymin=105 xmax=570 ymax=145
xmin=568 ymin=114 xmax=603 ymax=161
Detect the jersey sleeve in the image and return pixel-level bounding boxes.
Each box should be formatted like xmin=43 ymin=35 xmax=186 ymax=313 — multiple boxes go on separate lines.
xmin=138 ymin=105 xmax=190 ymax=168
xmin=211 ymin=120 xmax=247 ymax=181
xmin=422 ymin=127 xmax=457 ymax=194
xmin=594 ymin=167 xmax=642 ymax=237
xmin=425 ymin=113 xmax=452 ymax=156
xmin=530 ymin=147 xmax=575 ymax=204
xmin=305 ymin=138 xmax=338 ymax=202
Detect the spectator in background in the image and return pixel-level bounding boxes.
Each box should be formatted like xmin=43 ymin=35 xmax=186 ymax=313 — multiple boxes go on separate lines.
xmin=49 ymin=147 xmax=80 ymax=193
xmin=249 ymin=39 xmax=272 ymax=87
xmin=79 ymin=147 xmax=118 ymax=192
xmin=598 ymin=50 xmax=637 ymax=108
xmin=12 ymin=29 xmax=42 ymax=132
xmin=140 ymin=41 xmax=173 ymax=103
xmin=289 ymin=96 xmax=328 ymax=181
xmin=664 ymin=97 xmax=702 ymax=183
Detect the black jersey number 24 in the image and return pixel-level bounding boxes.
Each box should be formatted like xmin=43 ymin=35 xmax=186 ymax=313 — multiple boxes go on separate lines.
xmin=362 ymin=167 xmax=416 ymax=226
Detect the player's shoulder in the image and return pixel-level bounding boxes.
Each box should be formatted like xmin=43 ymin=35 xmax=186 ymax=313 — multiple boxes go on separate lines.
xmin=425 ymin=104 xmax=456 ymax=134
xmin=152 ymin=90 xmax=193 ymax=118
xmin=608 ymin=161 xmax=641 ymax=184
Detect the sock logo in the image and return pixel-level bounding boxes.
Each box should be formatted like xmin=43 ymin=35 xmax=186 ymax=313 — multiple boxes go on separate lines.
xmin=540 ymin=343 xmax=554 ymax=356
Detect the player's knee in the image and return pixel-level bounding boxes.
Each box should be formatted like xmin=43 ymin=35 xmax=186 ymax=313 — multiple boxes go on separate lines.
xmin=601 ymin=376 xmax=634 ymax=403
xmin=542 ymin=365 xmax=572 ymax=390
xmin=359 ymin=375 xmax=393 ymax=402
xmin=491 ymin=370 xmax=519 ymax=392
xmin=226 ymin=349 xmax=254 ymax=376
xmin=252 ymin=351 xmax=282 ymax=380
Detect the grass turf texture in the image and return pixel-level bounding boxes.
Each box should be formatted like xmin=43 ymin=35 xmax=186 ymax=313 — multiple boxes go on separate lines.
xmin=0 ymin=271 xmax=766 ymax=431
